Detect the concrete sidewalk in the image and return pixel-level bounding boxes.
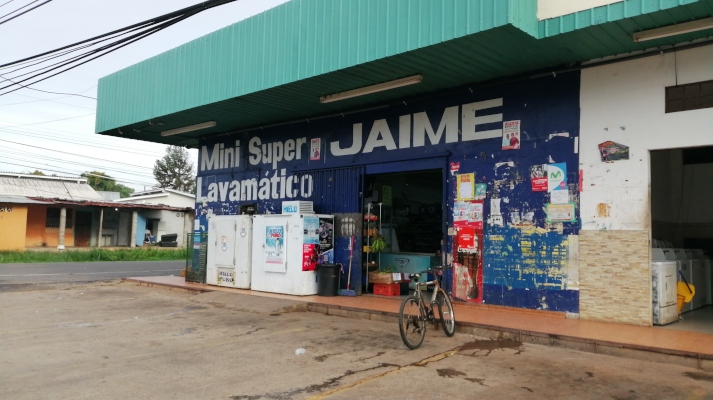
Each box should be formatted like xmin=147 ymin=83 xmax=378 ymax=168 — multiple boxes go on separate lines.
xmin=124 ymin=275 xmax=713 ymax=371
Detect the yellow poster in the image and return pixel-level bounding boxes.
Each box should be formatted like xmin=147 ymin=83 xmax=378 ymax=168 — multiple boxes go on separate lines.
xmin=456 ymin=173 xmax=475 ymax=200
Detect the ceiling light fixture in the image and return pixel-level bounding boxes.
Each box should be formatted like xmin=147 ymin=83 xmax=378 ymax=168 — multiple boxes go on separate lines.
xmin=319 ymin=75 xmax=423 ymax=104
xmin=633 ymin=17 xmax=713 ymax=42
xmin=161 ymin=121 xmax=217 ymax=137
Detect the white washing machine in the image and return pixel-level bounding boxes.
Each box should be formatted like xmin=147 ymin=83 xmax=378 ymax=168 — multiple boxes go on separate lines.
xmin=685 ymin=249 xmax=705 ymax=310
xmin=693 ymin=249 xmax=712 ymax=306
xmin=652 ymin=248 xmax=679 ymax=325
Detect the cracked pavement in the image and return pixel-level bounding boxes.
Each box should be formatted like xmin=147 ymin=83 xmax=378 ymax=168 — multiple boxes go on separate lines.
xmin=1 ymin=281 xmax=713 ymax=399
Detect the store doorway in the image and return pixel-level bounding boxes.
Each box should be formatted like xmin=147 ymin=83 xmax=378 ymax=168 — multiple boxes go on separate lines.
xmin=362 ymin=168 xmax=444 ymax=293
xmin=651 ymin=146 xmax=713 ymax=333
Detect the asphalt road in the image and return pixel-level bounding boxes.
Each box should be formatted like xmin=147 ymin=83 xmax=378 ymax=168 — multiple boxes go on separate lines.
xmin=2 ymin=282 xmax=712 ymax=399
xmin=0 ymin=260 xmax=184 ymax=288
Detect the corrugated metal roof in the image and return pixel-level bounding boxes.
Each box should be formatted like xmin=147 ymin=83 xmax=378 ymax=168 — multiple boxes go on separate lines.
xmin=0 ymin=195 xmax=50 ymax=205
xmin=96 ymin=0 xmax=713 ymax=147
xmin=0 ymin=176 xmax=103 ymax=201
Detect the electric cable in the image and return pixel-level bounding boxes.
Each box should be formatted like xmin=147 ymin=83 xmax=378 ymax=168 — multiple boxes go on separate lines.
xmin=0 ymin=112 xmax=94 ymax=127
xmin=2 ymin=152 xmax=157 ymax=179
xmin=0 ymin=0 xmax=17 ymax=9
xmin=0 ymin=0 xmax=237 ymax=96
xmin=0 ymin=127 xmax=167 ymax=157
xmin=0 ymin=0 xmax=49 ymax=26
xmin=0 ymin=138 xmax=160 ymax=170
xmin=0 ymin=161 xmax=156 ymax=186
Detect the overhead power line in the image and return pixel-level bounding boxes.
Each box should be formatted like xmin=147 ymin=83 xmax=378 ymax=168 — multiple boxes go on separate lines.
xmin=0 ymin=0 xmax=238 ymax=97
xmin=0 ymin=138 xmax=157 ymax=170
xmin=0 ymin=0 xmax=51 ymax=26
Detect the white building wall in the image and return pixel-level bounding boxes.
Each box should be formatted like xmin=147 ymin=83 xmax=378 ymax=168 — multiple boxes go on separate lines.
xmin=142 ymin=209 xmax=189 ymax=246
xmin=538 ymin=0 xmax=622 ymax=19
xmin=577 ymin=44 xmax=713 ymax=326
xmin=580 ymin=44 xmax=713 ymax=231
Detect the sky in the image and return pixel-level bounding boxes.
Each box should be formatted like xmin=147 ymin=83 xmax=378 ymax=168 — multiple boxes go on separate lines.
xmin=0 ymin=0 xmax=290 ymax=192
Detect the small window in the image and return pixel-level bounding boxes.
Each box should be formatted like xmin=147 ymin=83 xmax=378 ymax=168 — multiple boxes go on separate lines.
xmin=46 ymin=208 xmax=73 ymax=228
xmin=666 ymin=79 xmax=713 ymax=113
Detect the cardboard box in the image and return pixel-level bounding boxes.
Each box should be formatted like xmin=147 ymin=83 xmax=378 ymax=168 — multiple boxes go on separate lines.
xmin=369 ymin=272 xmax=409 ymax=284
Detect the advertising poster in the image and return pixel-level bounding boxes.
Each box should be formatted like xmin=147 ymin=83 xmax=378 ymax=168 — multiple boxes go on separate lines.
xmin=457 ymin=226 xmax=476 ymax=250
xmin=450 ymin=162 xmax=460 ymax=174
xmin=265 ymin=226 xmax=285 ymax=266
xmin=530 ymin=164 xmax=547 ymax=191
xmin=456 ymin=173 xmax=475 ymax=200
xmin=546 ymin=203 xmax=577 ymax=223
xmin=502 ymin=120 xmax=521 ymax=150
xmin=547 ymin=163 xmax=567 ymax=192
xmin=453 ymin=201 xmax=468 ymax=224
xmin=310 ymin=138 xmax=321 ymax=161
xmin=318 ymin=217 xmax=334 ymax=265
xmin=550 ymin=189 xmax=569 ymax=204
xmin=475 ymin=183 xmax=487 ymax=200
xmin=217 ymin=268 xmax=235 ymax=285
xmin=469 ymin=202 xmax=484 ymax=229
xmin=302 ymin=216 xmax=319 ymax=271
xmin=598 ymin=141 xmax=629 ymax=161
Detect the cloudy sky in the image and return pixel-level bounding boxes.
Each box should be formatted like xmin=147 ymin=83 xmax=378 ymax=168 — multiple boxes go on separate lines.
xmin=0 ymin=0 xmax=290 ymax=192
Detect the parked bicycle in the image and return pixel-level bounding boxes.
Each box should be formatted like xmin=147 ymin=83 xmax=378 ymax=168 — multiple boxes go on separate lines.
xmin=398 ymin=265 xmax=455 ymax=349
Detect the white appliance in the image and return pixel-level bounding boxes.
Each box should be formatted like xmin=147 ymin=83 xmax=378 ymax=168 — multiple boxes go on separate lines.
xmin=685 ymin=249 xmax=705 ymax=310
xmin=652 ymin=248 xmax=679 ymax=325
xmin=206 ymin=215 xmax=253 ymax=289
xmin=251 ymin=213 xmax=334 ymax=295
xmin=692 ymin=249 xmax=711 ymax=306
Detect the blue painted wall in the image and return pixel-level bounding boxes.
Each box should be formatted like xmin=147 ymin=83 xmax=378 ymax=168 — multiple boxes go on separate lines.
xmin=195 ymin=71 xmax=581 ymax=312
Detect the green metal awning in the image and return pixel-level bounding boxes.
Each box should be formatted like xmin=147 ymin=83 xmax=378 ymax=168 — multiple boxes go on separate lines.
xmin=96 ymin=0 xmax=713 ymax=147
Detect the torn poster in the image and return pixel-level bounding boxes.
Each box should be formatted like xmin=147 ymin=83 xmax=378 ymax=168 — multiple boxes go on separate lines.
xmin=598 ymin=141 xmax=629 ymax=162
xmin=456 ymin=173 xmax=475 ymax=200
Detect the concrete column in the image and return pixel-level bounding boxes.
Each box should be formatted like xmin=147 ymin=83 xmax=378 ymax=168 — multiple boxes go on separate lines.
xmin=57 ymin=207 xmax=66 ymax=251
xmin=97 ymin=208 xmax=104 ymax=248
xmin=183 ymin=211 xmax=192 ymax=247
xmin=130 ymin=211 xmax=138 ymax=248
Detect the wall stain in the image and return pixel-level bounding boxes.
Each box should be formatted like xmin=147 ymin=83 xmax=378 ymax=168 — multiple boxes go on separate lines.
xmin=522 ymin=387 xmax=534 ymax=393
xmin=596 ymin=203 xmax=611 ymax=218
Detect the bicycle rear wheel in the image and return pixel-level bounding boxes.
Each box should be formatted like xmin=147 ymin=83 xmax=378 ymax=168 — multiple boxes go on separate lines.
xmin=436 ymin=289 xmax=456 ymax=337
xmin=399 ymin=295 xmax=425 ymax=349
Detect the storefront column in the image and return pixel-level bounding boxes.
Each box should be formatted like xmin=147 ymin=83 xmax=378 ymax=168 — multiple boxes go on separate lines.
xmin=130 ymin=210 xmax=137 ymax=248
xmin=57 ymin=207 xmax=66 ymax=251
xmin=97 ymin=208 xmax=104 ymax=248
xmin=183 ymin=212 xmax=191 ymax=246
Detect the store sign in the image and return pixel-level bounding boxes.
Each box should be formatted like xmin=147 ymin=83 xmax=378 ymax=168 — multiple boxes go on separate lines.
xmin=198 ymin=98 xmax=503 ymax=203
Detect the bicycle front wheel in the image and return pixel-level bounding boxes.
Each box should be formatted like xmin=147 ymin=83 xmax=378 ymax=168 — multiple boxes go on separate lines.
xmin=436 ymin=289 xmax=456 ymax=337
xmin=399 ymin=295 xmax=426 ymax=349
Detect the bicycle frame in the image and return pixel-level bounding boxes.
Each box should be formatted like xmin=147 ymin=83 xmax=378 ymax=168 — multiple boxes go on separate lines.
xmin=411 ymin=273 xmax=441 ymax=320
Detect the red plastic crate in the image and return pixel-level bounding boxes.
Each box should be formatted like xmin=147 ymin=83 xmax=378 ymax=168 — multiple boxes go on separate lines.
xmin=373 ymin=283 xmax=400 ymax=296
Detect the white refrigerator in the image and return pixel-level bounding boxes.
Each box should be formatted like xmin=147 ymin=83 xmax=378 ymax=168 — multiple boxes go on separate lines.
xmin=251 ymin=214 xmax=334 ymax=295
xmin=206 ymin=215 xmax=253 ymax=289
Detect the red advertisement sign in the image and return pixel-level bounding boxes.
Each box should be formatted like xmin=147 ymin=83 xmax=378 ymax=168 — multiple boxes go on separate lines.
xmin=530 ymin=164 xmax=547 ymax=192
xmin=302 ymin=244 xmax=318 ymax=271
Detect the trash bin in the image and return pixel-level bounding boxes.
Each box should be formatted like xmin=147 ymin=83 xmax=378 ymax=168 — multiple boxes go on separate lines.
xmin=317 ymin=263 xmax=340 ymax=296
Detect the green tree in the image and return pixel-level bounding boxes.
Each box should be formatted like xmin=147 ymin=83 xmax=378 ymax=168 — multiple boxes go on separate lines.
xmin=30 ymin=170 xmax=46 ymax=175
xmin=81 ymin=171 xmax=135 ymax=198
xmin=153 ymin=146 xmax=195 ymax=193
